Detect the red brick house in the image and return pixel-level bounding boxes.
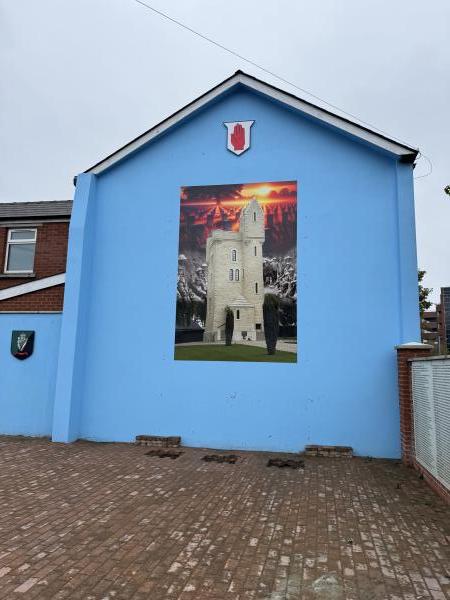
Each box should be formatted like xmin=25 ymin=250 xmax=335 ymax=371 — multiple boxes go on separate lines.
xmin=0 ymin=201 xmax=72 ymax=312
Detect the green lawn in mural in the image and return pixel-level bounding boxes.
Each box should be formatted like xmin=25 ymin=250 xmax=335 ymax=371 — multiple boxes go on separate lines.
xmin=174 ymin=344 xmax=296 ymax=363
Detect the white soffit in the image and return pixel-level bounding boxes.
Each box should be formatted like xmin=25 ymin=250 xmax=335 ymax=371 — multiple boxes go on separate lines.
xmin=85 ymin=71 xmax=418 ymax=176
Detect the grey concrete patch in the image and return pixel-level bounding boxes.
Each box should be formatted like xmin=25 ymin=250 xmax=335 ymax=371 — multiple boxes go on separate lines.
xmin=311 ymin=573 xmax=343 ymax=599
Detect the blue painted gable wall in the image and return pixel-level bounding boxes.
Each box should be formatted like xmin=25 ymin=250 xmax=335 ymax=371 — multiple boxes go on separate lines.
xmin=60 ymin=87 xmax=419 ymax=457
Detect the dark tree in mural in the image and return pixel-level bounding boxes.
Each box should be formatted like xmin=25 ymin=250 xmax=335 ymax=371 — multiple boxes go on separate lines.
xmin=263 ymin=294 xmax=280 ymax=355
xmin=225 ymin=307 xmax=234 ymax=346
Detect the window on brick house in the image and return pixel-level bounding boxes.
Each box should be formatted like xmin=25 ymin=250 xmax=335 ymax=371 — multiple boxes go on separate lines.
xmin=5 ymin=229 xmax=37 ymax=273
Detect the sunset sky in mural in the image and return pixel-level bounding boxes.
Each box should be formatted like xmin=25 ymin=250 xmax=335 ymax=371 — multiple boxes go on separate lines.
xmin=179 ymin=181 xmax=297 ymax=256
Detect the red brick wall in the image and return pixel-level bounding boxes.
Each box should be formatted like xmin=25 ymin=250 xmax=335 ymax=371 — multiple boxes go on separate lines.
xmin=396 ymin=344 xmax=433 ymax=466
xmin=0 ymin=285 xmax=65 ymax=312
xmin=0 ymin=222 xmax=69 ymax=311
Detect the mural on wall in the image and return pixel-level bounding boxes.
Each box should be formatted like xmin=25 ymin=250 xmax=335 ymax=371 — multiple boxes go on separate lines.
xmin=175 ymin=181 xmax=297 ymax=362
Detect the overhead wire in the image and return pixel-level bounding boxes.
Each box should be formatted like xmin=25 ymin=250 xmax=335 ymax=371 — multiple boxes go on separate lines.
xmin=132 ymin=0 xmax=432 ymax=178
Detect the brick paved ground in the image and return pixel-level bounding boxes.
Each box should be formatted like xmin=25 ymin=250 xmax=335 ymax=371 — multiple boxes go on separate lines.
xmin=0 ymin=437 xmax=449 ymax=600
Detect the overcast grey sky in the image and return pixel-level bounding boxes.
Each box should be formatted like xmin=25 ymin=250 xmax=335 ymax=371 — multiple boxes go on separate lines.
xmin=1 ymin=0 xmax=449 ymax=302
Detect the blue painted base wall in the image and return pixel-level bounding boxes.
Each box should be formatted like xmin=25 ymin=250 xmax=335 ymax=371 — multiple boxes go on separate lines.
xmin=79 ymin=350 xmax=401 ymax=458
xmin=0 ymin=314 xmax=61 ymax=437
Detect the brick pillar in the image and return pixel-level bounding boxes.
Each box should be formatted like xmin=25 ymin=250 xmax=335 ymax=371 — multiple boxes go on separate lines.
xmin=396 ymin=343 xmax=433 ymax=465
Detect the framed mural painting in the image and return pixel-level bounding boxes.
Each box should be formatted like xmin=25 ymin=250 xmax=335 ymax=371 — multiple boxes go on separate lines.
xmin=174 ymin=181 xmax=297 ymax=362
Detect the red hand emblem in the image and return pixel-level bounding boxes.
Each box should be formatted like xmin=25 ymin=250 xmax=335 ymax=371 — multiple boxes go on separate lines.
xmin=230 ymin=123 xmax=245 ymax=151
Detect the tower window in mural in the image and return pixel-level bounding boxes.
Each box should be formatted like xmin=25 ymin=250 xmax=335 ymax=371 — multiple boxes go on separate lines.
xmin=175 ymin=181 xmax=297 ymax=363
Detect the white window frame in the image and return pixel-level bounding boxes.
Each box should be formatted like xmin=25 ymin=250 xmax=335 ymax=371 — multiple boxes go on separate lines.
xmin=231 ymin=249 xmax=237 ymax=262
xmin=4 ymin=228 xmax=37 ymax=274
xmin=235 ymin=269 xmax=239 ymax=281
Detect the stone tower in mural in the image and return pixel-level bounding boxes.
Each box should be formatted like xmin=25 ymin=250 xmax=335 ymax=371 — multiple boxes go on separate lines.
xmin=204 ymin=198 xmax=265 ymax=342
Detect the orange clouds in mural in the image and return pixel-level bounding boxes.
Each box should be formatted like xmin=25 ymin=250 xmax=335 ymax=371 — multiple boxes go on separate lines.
xmin=179 ymin=181 xmax=297 ymax=256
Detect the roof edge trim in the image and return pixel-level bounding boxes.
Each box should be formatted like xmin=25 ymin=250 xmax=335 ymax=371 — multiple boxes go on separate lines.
xmin=84 ymin=71 xmax=418 ymax=176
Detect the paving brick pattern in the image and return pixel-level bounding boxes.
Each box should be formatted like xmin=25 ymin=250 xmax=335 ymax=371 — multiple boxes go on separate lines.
xmin=0 ymin=437 xmax=449 ymax=600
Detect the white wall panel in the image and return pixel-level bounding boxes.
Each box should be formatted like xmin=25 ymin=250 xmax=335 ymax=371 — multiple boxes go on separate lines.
xmin=412 ymin=358 xmax=450 ymax=490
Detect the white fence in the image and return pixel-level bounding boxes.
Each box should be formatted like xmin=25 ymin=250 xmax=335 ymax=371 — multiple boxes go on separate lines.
xmin=411 ymin=357 xmax=450 ymax=491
